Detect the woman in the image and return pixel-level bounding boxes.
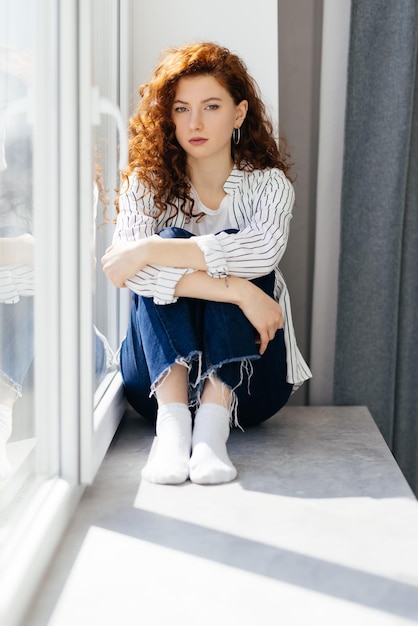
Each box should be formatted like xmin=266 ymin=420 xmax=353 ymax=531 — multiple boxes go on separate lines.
xmin=0 ymin=47 xmax=114 ymax=482
xmin=0 ymin=46 xmax=34 ymax=481
xmin=102 ymin=42 xmax=312 ymax=486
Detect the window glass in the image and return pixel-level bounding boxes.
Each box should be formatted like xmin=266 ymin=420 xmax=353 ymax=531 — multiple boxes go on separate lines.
xmin=0 ymin=5 xmax=125 ymax=614
xmin=0 ymin=0 xmax=124 ymax=543
xmin=0 ymin=0 xmax=38 ymax=538
xmin=92 ymin=0 xmax=120 ymax=400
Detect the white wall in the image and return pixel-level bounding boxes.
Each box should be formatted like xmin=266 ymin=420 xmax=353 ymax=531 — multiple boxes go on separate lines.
xmin=310 ymin=0 xmax=351 ymax=405
xmin=129 ymin=0 xmax=278 ymax=125
xmin=278 ymin=0 xmax=323 ymax=404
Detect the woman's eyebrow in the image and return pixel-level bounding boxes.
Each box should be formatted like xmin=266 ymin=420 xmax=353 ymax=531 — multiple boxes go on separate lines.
xmin=173 ymin=97 xmax=223 ymax=105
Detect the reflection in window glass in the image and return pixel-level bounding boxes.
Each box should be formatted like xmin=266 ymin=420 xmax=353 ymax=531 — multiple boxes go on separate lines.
xmin=92 ymin=0 xmax=120 ymax=399
xmin=93 ymin=164 xmax=117 ymax=390
xmin=0 ymin=1 xmax=36 ymax=535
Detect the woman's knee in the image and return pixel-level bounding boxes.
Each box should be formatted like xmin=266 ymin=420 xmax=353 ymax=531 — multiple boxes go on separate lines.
xmin=120 ymin=338 xmax=158 ymax=422
xmin=250 ymin=272 xmax=275 ymax=297
xmin=158 ymin=227 xmax=193 ymax=240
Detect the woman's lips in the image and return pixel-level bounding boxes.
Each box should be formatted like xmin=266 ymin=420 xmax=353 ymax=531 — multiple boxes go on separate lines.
xmin=189 ymin=137 xmax=208 ymax=146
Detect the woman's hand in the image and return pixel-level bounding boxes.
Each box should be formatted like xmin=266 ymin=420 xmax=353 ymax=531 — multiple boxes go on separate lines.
xmin=175 ymin=271 xmax=283 ymax=355
xmin=101 ymin=240 xmax=150 ymax=288
xmin=238 ymin=282 xmax=284 ymax=355
xmin=102 ymin=235 xmax=207 ymax=288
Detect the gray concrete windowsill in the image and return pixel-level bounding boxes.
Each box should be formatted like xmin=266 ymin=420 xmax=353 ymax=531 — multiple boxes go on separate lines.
xmin=26 ymin=406 xmax=418 ymax=626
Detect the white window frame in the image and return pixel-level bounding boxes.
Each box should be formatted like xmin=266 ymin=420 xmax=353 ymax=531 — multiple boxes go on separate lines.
xmin=78 ymin=0 xmax=127 ymax=484
xmin=0 ymin=1 xmax=129 ymax=623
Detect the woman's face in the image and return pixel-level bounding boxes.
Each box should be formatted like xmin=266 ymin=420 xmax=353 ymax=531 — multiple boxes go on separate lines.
xmin=171 ymin=74 xmax=247 ymax=166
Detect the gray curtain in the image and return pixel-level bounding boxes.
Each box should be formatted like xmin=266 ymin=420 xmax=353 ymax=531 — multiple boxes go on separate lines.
xmin=334 ymin=1 xmax=418 ymax=495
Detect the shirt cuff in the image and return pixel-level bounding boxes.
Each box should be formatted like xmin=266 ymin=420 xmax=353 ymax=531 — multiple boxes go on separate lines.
xmin=195 ymin=234 xmax=228 ymax=278
xmin=0 ymin=267 xmax=20 ymax=303
xmin=154 ymin=266 xmax=195 ymax=305
xmin=10 ymin=265 xmax=35 ymax=296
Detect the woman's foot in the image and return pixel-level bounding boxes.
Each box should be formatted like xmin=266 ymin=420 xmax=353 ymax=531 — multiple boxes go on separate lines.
xmin=141 ymin=403 xmax=192 ymax=484
xmin=189 ymin=403 xmax=237 ymax=485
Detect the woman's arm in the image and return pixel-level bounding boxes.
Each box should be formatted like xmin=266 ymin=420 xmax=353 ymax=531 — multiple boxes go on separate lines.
xmin=0 ymin=235 xmax=35 ymax=303
xmin=0 ymin=234 xmax=34 ymax=266
xmin=102 ymin=236 xmax=206 ymax=288
xmin=194 ymin=169 xmax=294 ymax=280
xmin=102 ymin=234 xmax=283 ymax=354
xmin=105 ymin=174 xmax=206 ymax=286
xmin=104 ymin=169 xmax=295 ymax=287
xmin=102 ymin=240 xmax=283 ymax=355
xmin=175 ymin=271 xmax=283 ymax=355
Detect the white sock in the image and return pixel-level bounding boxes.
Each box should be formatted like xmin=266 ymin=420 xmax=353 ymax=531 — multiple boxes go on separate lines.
xmin=141 ymin=403 xmax=192 ymax=485
xmin=189 ymin=403 xmax=237 ymax=485
xmin=0 ymin=405 xmax=12 ymax=482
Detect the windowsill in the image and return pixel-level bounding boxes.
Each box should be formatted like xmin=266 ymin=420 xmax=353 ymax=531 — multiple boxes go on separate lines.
xmin=0 ymin=372 xmax=126 ymax=626
xmin=0 ymin=439 xmax=36 ymax=514
xmin=0 ymin=476 xmax=84 ymax=626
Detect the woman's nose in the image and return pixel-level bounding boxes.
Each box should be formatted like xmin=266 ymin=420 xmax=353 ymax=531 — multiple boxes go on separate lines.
xmin=189 ymin=110 xmax=202 ymax=131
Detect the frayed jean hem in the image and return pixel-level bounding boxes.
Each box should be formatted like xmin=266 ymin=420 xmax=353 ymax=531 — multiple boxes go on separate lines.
xmin=0 ymin=370 xmax=22 ymax=398
xmin=148 ymin=349 xmax=202 ymax=399
xmin=149 ymin=350 xmax=260 ymax=430
xmin=197 ymin=355 xmax=260 ymax=429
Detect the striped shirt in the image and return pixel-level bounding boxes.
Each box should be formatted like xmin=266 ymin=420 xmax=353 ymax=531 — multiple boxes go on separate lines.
xmin=113 ymin=166 xmax=312 ymax=389
xmin=0 ymin=264 xmax=34 ymax=303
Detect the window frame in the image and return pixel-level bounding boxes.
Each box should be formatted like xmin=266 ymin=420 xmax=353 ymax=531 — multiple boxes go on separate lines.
xmin=0 ymin=1 xmax=128 ymax=622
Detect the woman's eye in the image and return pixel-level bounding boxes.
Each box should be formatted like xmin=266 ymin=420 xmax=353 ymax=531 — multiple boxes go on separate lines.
xmin=206 ymin=104 xmax=219 ymax=110
xmin=174 ymin=106 xmax=187 ymax=113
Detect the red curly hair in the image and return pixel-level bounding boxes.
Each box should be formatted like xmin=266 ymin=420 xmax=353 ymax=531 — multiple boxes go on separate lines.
xmin=123 ymin=42 xmax=292 ymax=219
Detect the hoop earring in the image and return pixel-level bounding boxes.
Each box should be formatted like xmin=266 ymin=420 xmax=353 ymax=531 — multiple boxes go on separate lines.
xmin=233 ymin=127 xmax=241 ymax=145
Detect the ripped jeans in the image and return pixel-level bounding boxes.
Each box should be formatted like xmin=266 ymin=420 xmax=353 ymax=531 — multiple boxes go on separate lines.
xmin=0 ymin=225 xmax=34 ymax=397
xmin=0 ymin=296 xmax=33 ymax=397
xmin=120 ymin=228 xmax=292 ymax=428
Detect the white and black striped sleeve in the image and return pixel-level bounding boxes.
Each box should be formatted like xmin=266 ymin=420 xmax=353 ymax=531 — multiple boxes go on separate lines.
xmin=0 ymin=267 xmax=19 ymax=303
xmin=112 ymin=176 xmax=159 ymax=244
xmin=195 ymin=169 xmax=294 ymax=280
xmin=11 ymin=264 xmax=35 ymax=296
xmin=0 ymin=264 xmax=35 ymax=303
xmin=112 ymin=176 xmax=194 ymax=303
xmin=125 ymin=265 xmax=195 ymax=305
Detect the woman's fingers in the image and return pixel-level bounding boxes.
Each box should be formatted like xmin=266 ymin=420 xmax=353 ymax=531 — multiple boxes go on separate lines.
xmin=258 ymin=331 xmax=269 ymax=355
xmin=258 ymin=324 xmax=282 ymax=355
xmin=101 ymin=241 xmax=145 ymax=287
xmin=241 ymin=286 xmax=284 ymax=355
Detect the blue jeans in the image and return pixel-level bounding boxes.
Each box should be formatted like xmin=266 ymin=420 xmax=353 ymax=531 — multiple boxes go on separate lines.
xmin=0 ymin=226 xmax=34 ymax=396
xmin=0 ymin=296 xmax=33 ymax=396
xmin=120 ymin=228 xmax=292 ymax=428
xmin=0 ymin=225 xmax=110 ymax=396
